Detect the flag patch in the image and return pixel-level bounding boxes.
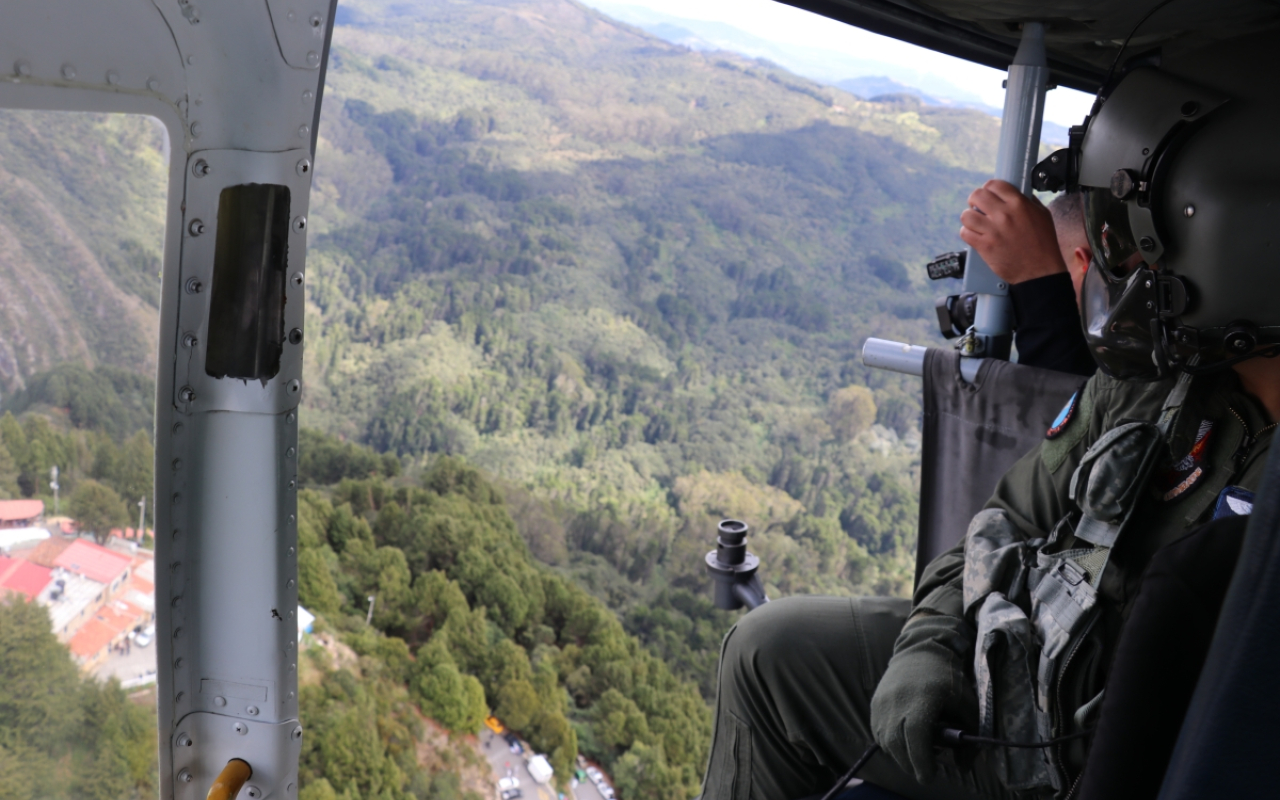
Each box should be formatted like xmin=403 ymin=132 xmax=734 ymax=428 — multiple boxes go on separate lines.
xmin=1212 ymin=486 xmax=1255 ymax=519
xmin=1046 ymin=391 xmax=1080 ymax=439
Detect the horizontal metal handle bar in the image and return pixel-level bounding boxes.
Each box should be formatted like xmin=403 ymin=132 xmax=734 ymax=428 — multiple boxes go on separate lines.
xmin=862 ymin=338 xmax=982 ymax=382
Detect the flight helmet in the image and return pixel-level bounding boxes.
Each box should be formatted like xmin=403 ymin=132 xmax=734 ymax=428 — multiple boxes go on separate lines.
xmin=1067 ymin=41 xmax=1280 ymax=380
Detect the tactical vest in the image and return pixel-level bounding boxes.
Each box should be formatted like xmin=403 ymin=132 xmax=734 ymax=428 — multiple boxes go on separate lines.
xmin=961 ymin=372 xmax=1195 ymax=795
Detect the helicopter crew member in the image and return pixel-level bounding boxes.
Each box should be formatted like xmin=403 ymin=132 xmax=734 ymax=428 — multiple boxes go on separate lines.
xmin=962 ymin=183 xmax=1096 ymax=377
xmin=700 ymin=41 xmax=1280 ymax=800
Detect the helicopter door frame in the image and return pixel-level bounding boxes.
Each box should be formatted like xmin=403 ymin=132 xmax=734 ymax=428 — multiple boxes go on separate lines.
xmin=0 ymin=1 xmax=337 ymax=798
xmin=863 ymin=21 xmax=1051 ymax=377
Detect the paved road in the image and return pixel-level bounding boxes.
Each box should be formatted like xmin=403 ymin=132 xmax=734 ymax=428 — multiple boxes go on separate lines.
xmin=478 ymin=731 xmax=613 ymax=800
xmin=572 ymin=774 xmax=609 ymax=800
xmin=94 ymin=639 xmax=158 ymax=685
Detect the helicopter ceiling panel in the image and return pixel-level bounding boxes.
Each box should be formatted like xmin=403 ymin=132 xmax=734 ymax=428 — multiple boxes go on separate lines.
xmin=776 ymin=0 xmax=1280 ymax=93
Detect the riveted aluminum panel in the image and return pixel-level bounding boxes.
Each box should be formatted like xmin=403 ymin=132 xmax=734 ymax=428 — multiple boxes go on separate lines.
xmin=174 ymin=148 xmax=310 ymax=415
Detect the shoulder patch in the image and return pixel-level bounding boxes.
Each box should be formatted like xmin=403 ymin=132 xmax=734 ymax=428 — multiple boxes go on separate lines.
xmin=1155 ymin=419 xmax=1214 ymax=503
xmin=1042 ymin=383 xmax=1094 ymax=474
xmin=1046 ymin=391 xmax=1080 ymax=439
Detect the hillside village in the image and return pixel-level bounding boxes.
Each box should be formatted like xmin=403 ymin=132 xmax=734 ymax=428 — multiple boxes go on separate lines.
xmin=0 ymin=498 xmax=156 ymax=677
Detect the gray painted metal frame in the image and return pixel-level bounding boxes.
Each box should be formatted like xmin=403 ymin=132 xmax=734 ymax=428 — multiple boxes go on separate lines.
xmin=0 ymin=1 xmax=337 ymax=798
xmin=961 ymin=21 xmax=1049 ymax=359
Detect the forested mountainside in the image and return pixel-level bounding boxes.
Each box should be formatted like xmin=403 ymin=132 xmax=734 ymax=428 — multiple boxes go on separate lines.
xmin=0 ymin=2 xmax=1007 ymax=796
xmin=0 ymin=113 xmax=165 ymax=392
xmin=301 ymin=0 xmax=996 ymax=642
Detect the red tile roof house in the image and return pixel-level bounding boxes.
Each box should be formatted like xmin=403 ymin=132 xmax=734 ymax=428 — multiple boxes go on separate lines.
xmin=54 ymin=539 xmax=133 ymax=600
xmin=36 ymin=567 xmax=105 ymax=640
xmin=0 ymin=554 xmax=52 ymax=601
xmin=69 ymin=600 xmax=143 ymax=671
xmin=0 ymin=499 xmax=44 ymax=529
xmin=70 ymin=552 xmax=156 ymax=673
xmin=28 ymin=539 xmax=135 ymax=640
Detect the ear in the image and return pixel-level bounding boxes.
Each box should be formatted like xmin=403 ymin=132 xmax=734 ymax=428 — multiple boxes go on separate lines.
xmin=1072 ymin=246 xmax=1091 ymax=274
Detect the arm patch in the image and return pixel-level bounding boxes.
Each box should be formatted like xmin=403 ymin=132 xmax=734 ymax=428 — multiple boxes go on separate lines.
xmin=1042 ymin=385 xmax=1094 ymax=473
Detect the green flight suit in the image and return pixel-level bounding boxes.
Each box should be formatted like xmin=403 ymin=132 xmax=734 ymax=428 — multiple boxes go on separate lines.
xmin=700 ymin=370 xmax=1273 ymax=800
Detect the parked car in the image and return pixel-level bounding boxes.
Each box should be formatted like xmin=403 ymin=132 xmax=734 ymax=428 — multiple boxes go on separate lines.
xmin=133 ymin=625 xmax=155 ymax=648
xmin=500 ymin=790 xmax=521 ymax=800
xmin=585 ymin=768 xmax=602 ymax=783
xmin=498 ymin=778 xmax=519 ymax=792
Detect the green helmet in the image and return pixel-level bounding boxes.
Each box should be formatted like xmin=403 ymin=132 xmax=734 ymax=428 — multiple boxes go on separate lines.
xmin=1073 ymin=39 xmax=1280 ymax=379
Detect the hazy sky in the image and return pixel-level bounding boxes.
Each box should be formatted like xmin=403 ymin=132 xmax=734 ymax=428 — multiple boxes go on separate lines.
xmin=582 ymin=0 xmax=1096 ymax=128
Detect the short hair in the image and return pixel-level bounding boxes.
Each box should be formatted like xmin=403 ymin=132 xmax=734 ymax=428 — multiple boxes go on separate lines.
xmin=1048 ymin=190 xmax=1086 ymax=243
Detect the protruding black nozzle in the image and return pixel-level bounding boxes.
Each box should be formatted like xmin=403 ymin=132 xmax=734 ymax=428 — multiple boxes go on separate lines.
xmin=705 ymin=519 xmax=769 ymax=611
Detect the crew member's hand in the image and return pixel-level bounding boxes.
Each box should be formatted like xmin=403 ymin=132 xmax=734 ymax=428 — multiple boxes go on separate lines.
xmin=870 ymin=616 xmax=977 ymax=785
xmin=960 ymin=179 xmax=1067 ymax=285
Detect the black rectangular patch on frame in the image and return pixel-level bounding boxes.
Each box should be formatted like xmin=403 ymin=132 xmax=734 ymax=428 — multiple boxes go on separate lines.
xmin=205 ymin=183 xmax=290 ymax=381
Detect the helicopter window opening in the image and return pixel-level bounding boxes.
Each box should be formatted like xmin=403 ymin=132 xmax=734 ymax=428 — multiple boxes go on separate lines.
xmin=205 ymin=183 xmax=291 ymax=381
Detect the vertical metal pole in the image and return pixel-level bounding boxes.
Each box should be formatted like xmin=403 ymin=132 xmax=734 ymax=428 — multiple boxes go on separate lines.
xmin=960 ymin=21 xmax=1050 ymax=360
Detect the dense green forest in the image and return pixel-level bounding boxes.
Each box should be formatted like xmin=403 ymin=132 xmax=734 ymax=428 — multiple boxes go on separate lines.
xmin=295 ymin=0 xmax=992 ymax=699
xmin=0 ymin=601 xmax=156 ymax=800
xmin=294 ymin=450 xmax=713 ymax=800
xmin=0 ymin=364 xmax=154 ymax=540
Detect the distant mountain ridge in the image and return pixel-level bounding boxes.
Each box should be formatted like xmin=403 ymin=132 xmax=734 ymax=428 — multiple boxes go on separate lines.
xmin=583 ymin=1 xmax=1071 ymax=146
xmin=584 ymin=2 xmax=995 ymax=106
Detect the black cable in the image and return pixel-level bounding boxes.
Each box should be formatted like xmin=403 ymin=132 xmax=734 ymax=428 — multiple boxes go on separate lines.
xmin=817 ymin=743 xmax=880 ymax=800
xmin=939 ymin=727 xmax=1095 ymax=749
xmin=1176 ymin=344 xmax=1280 ymax=376
xmin=1100 ymin=0 xmax=1179 ymax=92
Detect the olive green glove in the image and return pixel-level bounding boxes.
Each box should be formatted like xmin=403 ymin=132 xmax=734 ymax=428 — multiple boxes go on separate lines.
xmin=869 ymin=613 xmax=977 ymax=785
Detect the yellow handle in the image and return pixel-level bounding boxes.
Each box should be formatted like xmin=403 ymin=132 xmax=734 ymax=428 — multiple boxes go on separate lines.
xmin=206 ymin=759 xmax=252 ymax=800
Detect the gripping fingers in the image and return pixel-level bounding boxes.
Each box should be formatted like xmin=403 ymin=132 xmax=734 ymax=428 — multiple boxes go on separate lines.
xmin=959 ymin=207 xmax=992 ymax=235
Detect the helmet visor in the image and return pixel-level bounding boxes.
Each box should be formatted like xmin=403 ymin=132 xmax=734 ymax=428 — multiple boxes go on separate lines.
xmin=1084 ymin=188 xmax=1145 ymax=279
